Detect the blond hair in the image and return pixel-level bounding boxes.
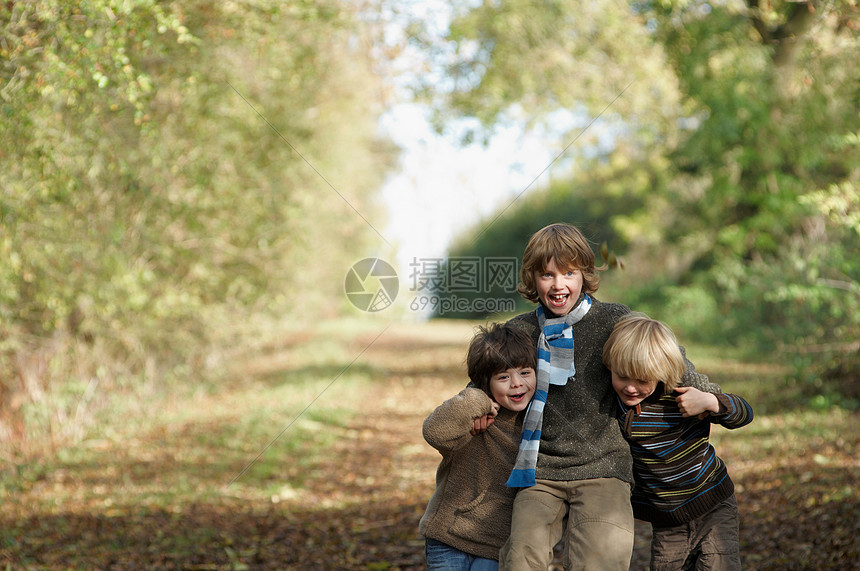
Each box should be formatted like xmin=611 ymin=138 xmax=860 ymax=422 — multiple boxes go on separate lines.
xmin=602 ymin=313 xmax=686 ymax=391
xmin=517 ymin=223 xmax=602 ymax=303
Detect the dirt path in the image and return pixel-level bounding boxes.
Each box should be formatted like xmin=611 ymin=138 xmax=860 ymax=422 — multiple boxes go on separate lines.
xmin=2 ymin=320 xmax=856 ymax=569
xmin=279 ymin=321 xmax=653 ymax=569
xmin=278 ymin=321 xmax=857 ymax=571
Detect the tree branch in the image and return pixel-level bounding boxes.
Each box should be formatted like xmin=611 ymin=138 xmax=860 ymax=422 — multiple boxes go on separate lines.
xmin=746 ymin=0 xmax=771 ymax=43
xmin=772 ymin=2 xmax=817 ymax=67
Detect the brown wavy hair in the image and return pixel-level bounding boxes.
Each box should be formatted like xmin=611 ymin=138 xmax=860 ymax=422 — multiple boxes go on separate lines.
xmin=517 ymin=223 xmax=602 ymax=303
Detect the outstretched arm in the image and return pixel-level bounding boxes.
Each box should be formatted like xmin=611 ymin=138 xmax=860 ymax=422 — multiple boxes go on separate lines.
xmin=711 ymin=392 xmax=754 ymax=428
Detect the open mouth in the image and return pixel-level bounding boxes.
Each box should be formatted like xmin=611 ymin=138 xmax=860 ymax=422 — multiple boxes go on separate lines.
xmin=509 ymin=392 xmax=528 ymax=402
xmin=549 ymin=293 xmax=569 ymax=306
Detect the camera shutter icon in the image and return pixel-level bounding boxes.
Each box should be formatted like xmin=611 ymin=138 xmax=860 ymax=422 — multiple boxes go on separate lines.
xmin=345 ymin=258 xmax=399 ymax=312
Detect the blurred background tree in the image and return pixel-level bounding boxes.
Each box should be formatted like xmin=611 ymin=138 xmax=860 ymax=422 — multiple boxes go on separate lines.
xmin=1 ymin=0 xmax=857 ymax=458
xmin=420 ymin=0 xmax=859 ymax=398
xmin=0 ymin=0 xmax=396 ymax=453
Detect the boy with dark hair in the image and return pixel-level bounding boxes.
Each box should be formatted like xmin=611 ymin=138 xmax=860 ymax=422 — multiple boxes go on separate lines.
xmin=603 ymin=313 xmax=753 ymax=570
xmin=420 ymin=322 xmax=537 ymax=570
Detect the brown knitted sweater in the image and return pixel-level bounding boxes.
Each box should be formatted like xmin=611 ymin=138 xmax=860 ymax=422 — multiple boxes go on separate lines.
xmin=419 ymin=387 xmax=524 ymax=560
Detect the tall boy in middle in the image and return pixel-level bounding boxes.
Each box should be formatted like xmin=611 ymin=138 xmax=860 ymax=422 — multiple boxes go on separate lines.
xmin=499 ymin=223 xmax=722 ymax=571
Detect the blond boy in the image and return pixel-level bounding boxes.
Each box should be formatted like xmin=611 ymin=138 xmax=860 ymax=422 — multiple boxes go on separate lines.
xmin=603 ymin=313 xmax=753 ymax=570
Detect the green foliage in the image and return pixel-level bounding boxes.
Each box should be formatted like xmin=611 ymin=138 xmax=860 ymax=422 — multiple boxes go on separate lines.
xmin=423 ymin=0 xmax=860 ymax=388
xmin=435 ymin=157 xmax=648 ymax=318
xmin=415 ymin=0 xmax=682 ymax=143
xmin=0 ymin=0 xmax=395 ymax=456
xmin=646 ymin=1 xmax=860 ymax=385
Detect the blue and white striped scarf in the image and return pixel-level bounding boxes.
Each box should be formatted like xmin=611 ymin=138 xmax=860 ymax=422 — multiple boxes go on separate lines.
xmin=506 ymin=295 xmax=593 ymax=488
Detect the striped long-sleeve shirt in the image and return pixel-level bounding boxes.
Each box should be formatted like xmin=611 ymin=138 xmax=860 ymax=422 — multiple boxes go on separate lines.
xmin=617 ymin=389 xmax=754 ymax=527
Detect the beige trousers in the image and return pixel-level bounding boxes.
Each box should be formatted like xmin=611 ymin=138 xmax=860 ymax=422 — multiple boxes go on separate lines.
xmin=499 ymin=478 xmax=634 ymax=571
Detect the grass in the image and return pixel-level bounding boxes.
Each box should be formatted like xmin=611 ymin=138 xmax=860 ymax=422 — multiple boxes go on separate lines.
xmin=3 ymin=317 xmax=390 ymax=510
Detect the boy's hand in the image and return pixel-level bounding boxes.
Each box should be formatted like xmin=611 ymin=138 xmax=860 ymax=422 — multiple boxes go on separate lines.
xmin=471 ymin=401 xmax=500 ymax=435
xmin=675 ymin=386 xmax=720 ymax=419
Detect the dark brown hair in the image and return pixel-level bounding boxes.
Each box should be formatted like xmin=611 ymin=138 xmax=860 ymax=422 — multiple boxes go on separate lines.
xmin=467 ymin=323 xmax=537 ymax=395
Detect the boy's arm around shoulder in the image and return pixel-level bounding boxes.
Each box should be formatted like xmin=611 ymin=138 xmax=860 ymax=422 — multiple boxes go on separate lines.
xmin=711 ymin=392 xmax=754 ymax=429
xmin=678 ymin=345 xmax=724 ymax=394
xmin=423 ymin=387 xmax=496 ymax=453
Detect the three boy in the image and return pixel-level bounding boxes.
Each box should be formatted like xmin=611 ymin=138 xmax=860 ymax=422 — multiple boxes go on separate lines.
xmin=420 ymin=222 xmax=753 ymax=570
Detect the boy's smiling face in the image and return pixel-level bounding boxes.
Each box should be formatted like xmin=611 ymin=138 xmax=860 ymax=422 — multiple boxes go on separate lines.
xmin=534 ymin=257 xmax=583 ymax=317
xmin=489 ymin=366 xmax=536 ymax=412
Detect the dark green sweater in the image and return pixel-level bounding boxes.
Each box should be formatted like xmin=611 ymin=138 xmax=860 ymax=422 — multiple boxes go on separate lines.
xmin=507 ymin=298 xmax=720 ymax=484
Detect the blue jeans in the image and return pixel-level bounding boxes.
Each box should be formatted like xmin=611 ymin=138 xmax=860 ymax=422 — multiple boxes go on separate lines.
xmin=425 ymin=538 xmax=499 ymax=571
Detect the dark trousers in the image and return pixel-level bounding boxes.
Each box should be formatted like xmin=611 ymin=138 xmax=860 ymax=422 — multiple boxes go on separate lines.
xmin=650 ymin=494 xmax=742 ymax=571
